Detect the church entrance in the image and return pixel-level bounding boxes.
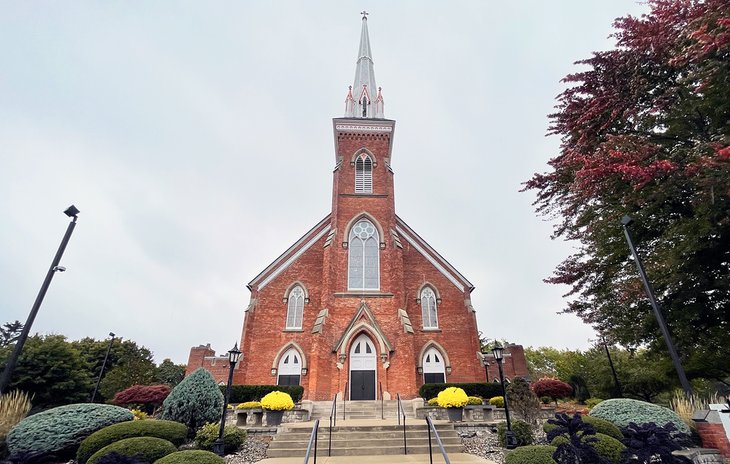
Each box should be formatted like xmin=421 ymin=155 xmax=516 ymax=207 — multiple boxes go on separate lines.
xmin=349 ymin=333 xmax=376 ymax=400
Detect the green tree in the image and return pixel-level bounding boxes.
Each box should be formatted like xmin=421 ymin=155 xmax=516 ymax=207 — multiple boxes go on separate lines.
xmin=0 ymin=334 xmax=93 ymax=409
xmin=0 ymin=321 xmax=23 ymax=348
xmin=157 ymin=359 xmax=186 ymax=387
xmin=525 ymin=0 xmax=730 ymax=385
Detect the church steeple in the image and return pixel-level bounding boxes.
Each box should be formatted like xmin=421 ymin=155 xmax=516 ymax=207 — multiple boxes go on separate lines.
xmin=345 ymin=12 xmax=384 ymax=119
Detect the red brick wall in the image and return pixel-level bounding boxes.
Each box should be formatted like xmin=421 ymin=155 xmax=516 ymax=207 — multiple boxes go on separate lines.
xmin=696 ymin=422 xmax=730 ymax=457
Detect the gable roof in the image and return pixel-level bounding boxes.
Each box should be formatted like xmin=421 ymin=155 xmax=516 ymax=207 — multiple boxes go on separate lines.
xmin=247 ymin=214 xmax=331 ymax=291
xmin=395 ymin=215 xmax=474 ymax=293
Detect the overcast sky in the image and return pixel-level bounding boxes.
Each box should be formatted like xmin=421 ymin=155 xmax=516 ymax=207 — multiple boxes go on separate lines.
xmin=0 ymin=1 xmax=650 ymax=364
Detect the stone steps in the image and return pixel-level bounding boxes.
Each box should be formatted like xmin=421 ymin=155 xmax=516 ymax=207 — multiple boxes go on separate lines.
xmin=309 ymin=399 xmax=419 ymax=421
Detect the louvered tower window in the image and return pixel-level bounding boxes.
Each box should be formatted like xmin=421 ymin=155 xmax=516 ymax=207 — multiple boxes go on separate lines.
xmin=286 ymin=286 xmax=305 ymax=329
xmin=421 ymin=287 xmax=438 ymax=328
xmin=355 ymin=154 xmax=373 ymax=193
xmin=348 ymin=219 xmax=379 ymax=290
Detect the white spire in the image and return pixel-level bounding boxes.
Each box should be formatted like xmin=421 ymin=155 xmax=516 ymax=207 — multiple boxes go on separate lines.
xmin=345 ymin=12 xmax=383 ymax=119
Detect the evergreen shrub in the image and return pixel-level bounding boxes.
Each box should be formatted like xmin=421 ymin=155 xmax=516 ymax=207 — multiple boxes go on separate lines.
xmin=466 ymin=396 xmax=483 ymax=405
xmin=6 ymin=403 xmax=133 ymax=461
xmin=589 ymin=398 xmax=690 ymax=434
xmin=497 ymin=420 xmax=534 ymax=447
xmin=161 ymin=368 xmax=223 ymax=434
xmin=154 ymin=450 xmax=225 ymax=464
xmin=585 ymin=398 xmax=603 ymax=409
xmin=94 ymin=452 xmax=147 ymax=464
xmin=543 ymin=415 xmax=622 ymax=440
xmin=551 ymin=432 xmax=625 ymax=464
xmin=225 ymin=385 xmax=304 ymax=403
xmin=87 ymin=437 xmax=176 ymax=464
xmin=419 ymin=382 xmax=502 ymax=400
xmin=77 ymin=420 xmax=187 ymax=464
xmin=504 ymin=445 xmax=557 ymax=464
xmin=194 ymin=423 xmax=245 ymax=454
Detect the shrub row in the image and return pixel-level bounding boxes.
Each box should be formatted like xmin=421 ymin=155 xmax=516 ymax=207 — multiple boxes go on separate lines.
xmin=77 ymin=420 xmax=187 ymax=464
xmin=156 ymin=450 xmax=224 ymax=464
xmin=418 ymin=383 xmax=503 ymax=400
xmin=224 ymin=385 xmax=304 ymax=403
xmin=87 ymin=437 xmax=177 ymax=464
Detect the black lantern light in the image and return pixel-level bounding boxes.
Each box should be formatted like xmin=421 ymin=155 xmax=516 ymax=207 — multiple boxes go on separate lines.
xmin=492 ymin=343 xmax=517 ymax=449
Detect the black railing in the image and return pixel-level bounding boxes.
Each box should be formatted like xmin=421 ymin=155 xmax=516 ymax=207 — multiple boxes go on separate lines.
xmin=379 ymin=382 xmax=384 ymax=420
xmin=425 ymin=416 xmax=451 ymax=464
xmin=396 ymin=393 xmax=407 ymax=455
xmin=303 ymin=419 xmax=319 ymax=464
xmin=328 ymin=394 xmax=337 ymax=456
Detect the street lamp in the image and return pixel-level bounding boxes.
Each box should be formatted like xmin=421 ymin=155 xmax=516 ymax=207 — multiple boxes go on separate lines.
xmin=90 ymin=333 xmax=116 ymax=402
xmin=621 ymin=216 xmax=692 ymax=396
xmin=213 ymin=343 xmax=243 ymax=456
xmin=481 ymin=352 xmax=490 ymax=382
xmin=492 ymin=343 xmax=518 ymax=449
xmin=0 ymin=205 xmax=80 ymax=394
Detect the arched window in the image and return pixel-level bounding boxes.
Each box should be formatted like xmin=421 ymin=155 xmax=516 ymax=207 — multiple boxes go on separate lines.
xmin=277 ymin=348 xmax=301 ymax=386
xmin=422 ymin=347 xmax=446 ymax=384
xmin=348 ymin=219 xmax=379 ymax=290
xmin=421 ymin=287 xmax=438 ymax=328
xmin=355 ymin=154 xmax=373 ymax=193
xmin=286 ymin=286 xmax=305 ymax=329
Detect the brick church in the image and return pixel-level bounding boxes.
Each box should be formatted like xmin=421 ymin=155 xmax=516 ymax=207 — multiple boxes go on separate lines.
xmin=187 ymin=14 xmax=528 ymax=400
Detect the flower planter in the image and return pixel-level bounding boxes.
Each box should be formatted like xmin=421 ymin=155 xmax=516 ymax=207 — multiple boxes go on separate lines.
xmin=265 ymin=410 xmax=285 ymax=426
xmin=446 ymin=407 xmax=463 ymax=422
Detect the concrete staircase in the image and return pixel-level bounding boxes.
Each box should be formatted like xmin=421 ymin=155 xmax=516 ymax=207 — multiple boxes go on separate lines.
xmin=267 ymin=421 xmax=463 ymax=458
xmin=309 ymin=399 xmax=419 ymax=421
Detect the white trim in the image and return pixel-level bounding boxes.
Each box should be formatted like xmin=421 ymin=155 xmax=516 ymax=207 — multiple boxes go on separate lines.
xmin=335 ymin=124 xmax=393 ymax=133
xmin=395 ymin=225 xmax=465 ymax=292
xmin=258 ymin=224 xmax=331 ymax=290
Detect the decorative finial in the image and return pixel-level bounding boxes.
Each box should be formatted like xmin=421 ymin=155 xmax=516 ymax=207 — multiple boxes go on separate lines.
xmin=361 ymin=10 xmax=369 ymax=19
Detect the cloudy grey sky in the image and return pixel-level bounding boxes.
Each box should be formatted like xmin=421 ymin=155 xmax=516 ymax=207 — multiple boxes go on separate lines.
xmin=0 ymin=2 xmax=649 ymax=364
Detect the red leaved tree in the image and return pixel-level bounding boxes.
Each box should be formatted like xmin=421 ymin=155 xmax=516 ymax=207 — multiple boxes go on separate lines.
xmin=112 ymin=384 xmax=171 ymax=413
xmin=531 ymin=378 xmax=573 ymax=406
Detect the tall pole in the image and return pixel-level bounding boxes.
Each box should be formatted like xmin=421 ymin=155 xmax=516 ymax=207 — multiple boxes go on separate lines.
xmin=90 ymin=333 xmax=116 ymax=402
xmin=602 ymin=337 xmax=622 ymax=397
xmin=496 ymin=359 xmax=517 ymax=449
xmin=621 ymin=216 xmax=692 ymax=396
xmin=0 ymin=206 xmax=79 ymax=394
xmin=214 ymin=344 xmax=241 ymax=456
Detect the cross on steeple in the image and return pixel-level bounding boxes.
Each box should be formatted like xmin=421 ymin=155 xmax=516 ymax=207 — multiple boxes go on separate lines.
xmin=361 ymin=11 xmax=369 ymax=19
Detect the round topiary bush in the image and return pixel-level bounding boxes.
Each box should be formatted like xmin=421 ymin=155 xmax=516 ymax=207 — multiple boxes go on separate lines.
xmin=6 ymin=403 xmax=133 ymax=461
xmin=77 ymin=420 xmax=187 ymax=464
xmin=504 ymin=445 xmax=557 ymax=464
xmin=87 ymin=437 xmax=176 ymax=464
xmin=112 ymin=385 xmax=172 ymax=413
xmin=490 ymin=396 xmax=505 ymax=408
xmin=437 ymin=387 xmax=469 ymax=408
xmin=589 ymin=398 xmax=690 ymax=434
xmin=194 ymin=423 xmax=246 ymax=454
xmin=543 ymin=415 xmax=622 ymax=441
xmin=551 ymin=432 xmax=625 ymax=464
xmin=160 ymin=368 xmax=224 ymax=435
xmin=154 ymin=450 xmax=225 ymax=464
xmin=497 ymin=420 xmax=534 ymax=447
xmin=260 ymin=391 xmax=294 ymax=411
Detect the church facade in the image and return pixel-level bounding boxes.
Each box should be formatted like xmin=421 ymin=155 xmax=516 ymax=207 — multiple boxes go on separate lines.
xmin=186 ymin=15 xmax=527 ymax=400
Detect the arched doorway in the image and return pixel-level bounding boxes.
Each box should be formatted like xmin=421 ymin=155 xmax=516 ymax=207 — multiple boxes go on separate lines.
xmin=277 ymin=348 xmax=302 ymax=386
xmin=349 ymin=333 xmax=376 ymax=400
xmin=422 ymin=347 xmax=446 ymax=384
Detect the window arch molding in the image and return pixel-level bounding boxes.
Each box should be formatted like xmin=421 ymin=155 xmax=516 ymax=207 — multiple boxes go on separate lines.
xmin=284 ymin=284 xmax=306 ymax=329
xmin=416 ymin=341 xmax=452 ymax=375
xmin=271 ymin=342 xmax=308 ymax=376
xmin=415 ymin=283 xmax=442 ymax=304
xmin=349 ymin=148 xmax=378 ymax=168
xmin=341 ymin=213 xmax=386 ymax=250
xmin=282 ymin=281 xmax=310 ymax=304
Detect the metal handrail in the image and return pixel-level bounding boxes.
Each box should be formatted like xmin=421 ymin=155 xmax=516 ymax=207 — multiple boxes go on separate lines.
xmin=425 ymin=416 xmax=451 ymax=464
xmin=328 ymin=394 xmax=337 ymax=456
xmin=397 ymin=393 xmax=407 ymax=454
xmin=379 ymin=382 xmax=384 ymax=420
xmin=303 ymin=419 xmax=320 ymax=464
xmin=343 ymin=381 xmax=347 ymax=421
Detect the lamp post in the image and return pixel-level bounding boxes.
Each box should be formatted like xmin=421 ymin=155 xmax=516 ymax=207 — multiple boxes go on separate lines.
xmin=493 ymin=343 xmax=518 ymax=449
xmin=621 ymin=216 xmax=692 ymax=396
xmin=213 ymin=343 xmax=243 ymax=456
xmin=481 ymin=353 xmax=490 ymax=382
xmin=0 ymin=205 xmax=80 ymax=394
xmin=601 ymin=336 xmax=622 ymax=397
xmin=90 ymin=333 xmax=116 ymax=402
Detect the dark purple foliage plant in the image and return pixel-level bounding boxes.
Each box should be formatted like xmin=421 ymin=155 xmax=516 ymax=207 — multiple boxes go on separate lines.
xmin=619 ymin=422 xmax=691 ymax=464
xmin=547 ymin=413 xmax=609 ymax=464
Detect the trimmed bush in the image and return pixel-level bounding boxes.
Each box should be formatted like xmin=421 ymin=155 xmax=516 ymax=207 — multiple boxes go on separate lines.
xmin=543 ymin=415 xmax=622 ymax=441
xmin=589 ymin=398 xmax=690 ymax=434
xmin=194 ymin=423 xmax=245 ymax=454
xmin=419 ymin=382 xmax=503 ymax=400
xmin=260 ymin=391 xmax=294 ymax=411
xmin=497 ymin=420 xmax=534 ymax=447
xmin=161 ymin=368 xmax=223 ymax=435
xmin=88 ymin=437 xmax=176 ymax=464
xmin=77 ymin=420 xmax=187 ymax=464
xmin=504 ymin=445 xmax=557 ymax=464
xmin=490 ymin=396 xmax=505 ymax=408
xmin=95 ymin=452 xmax=147 ymax=464
xmin=112 ymin=385 xmax=171 ymax=413
xmin=154 ymin=450 xmax=225 ymax=464
xmin=6 ymin=403 xmax=133 ymax=461
xmin=236 ymin=401 xmax=261 ymax=409
xmin=466 ymin=396 xmax=483 ymax=405
xmin=551 ymin=433 xmax=625 ymax=464
xmin=585 ymin=398 xmax=603 ymax=409
xmin=436 ymin=387 xmax=468 ymax=408
xmin=225 ymin=385 xmax=304 ymax=403
xmin=531 ymin=378 xmax=573 ymax=403
xmin=427 ymin=398 xmax=439 ymax=406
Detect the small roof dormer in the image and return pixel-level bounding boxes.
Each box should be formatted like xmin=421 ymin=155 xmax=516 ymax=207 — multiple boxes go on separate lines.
xmin=345 ymin=12 xmax=384 ymax=119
